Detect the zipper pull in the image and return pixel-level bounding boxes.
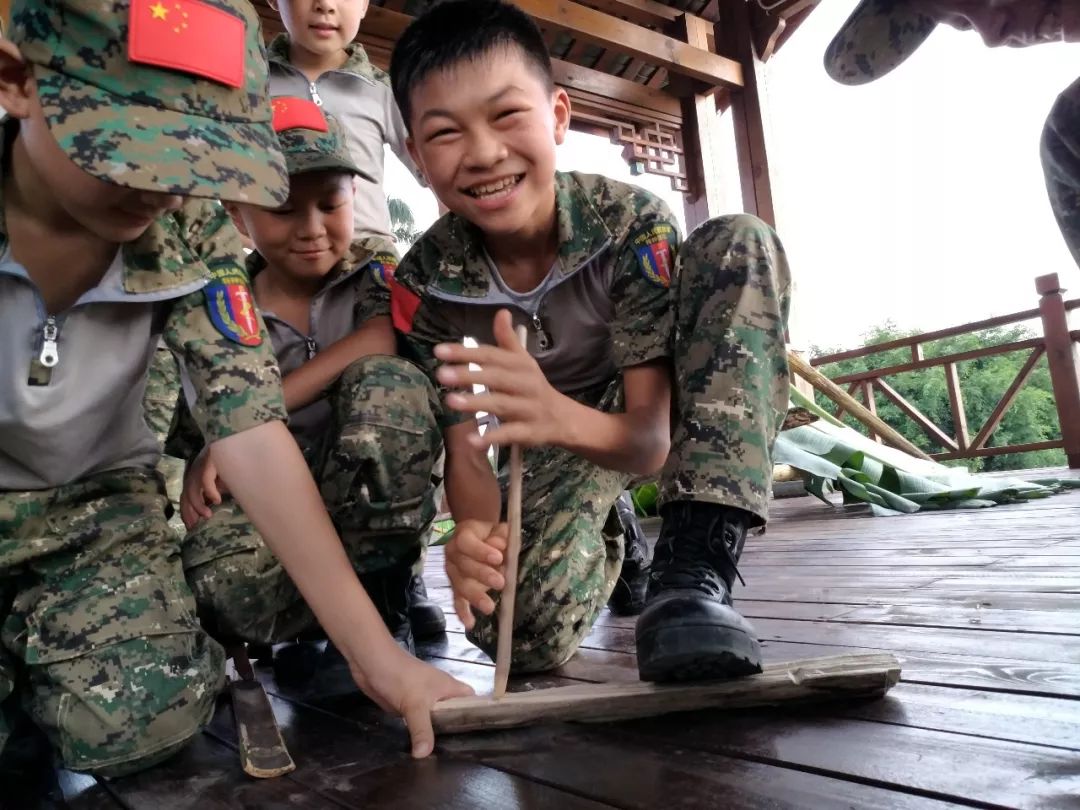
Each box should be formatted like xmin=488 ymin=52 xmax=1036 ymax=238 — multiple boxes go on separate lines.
xmin=309 ymin=82 xmax=323 ymax=106
xmin=39 ymin=316 xmax=59 ymax=367
xmin=531 ymin=313 xmax=551 ymax=351
xmin=304 ymin=336 xmax=318 ymax=360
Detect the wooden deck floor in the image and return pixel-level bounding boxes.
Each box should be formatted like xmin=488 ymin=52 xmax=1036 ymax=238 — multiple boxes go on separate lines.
xmin=20 ymin=472 xmax=1080 ymax=809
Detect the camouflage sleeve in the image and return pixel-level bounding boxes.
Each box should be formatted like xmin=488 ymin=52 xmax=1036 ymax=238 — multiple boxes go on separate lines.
xmin=608 ymin=206 xmax=681 ymax=369
xmin=1041 ymin=75 xmax=1080 ymax=268
xmin=393 ymin=253 xmax=467 ymax=429
xmin=354 ymin=248 xmax=395 ymax=325
xmin=163 ymin=201 xmax=287 ymax=443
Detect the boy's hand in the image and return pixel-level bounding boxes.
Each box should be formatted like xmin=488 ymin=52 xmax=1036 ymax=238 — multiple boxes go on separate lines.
xmin=444 ymin=519 xmax=509 ymax=629
xmin=180 ymin=447 xmax=229 ymax=529
xmin=350 ymin=644 xmax=474 ymax=758
xmin=435 ymin=309 xmax=568 ymax=450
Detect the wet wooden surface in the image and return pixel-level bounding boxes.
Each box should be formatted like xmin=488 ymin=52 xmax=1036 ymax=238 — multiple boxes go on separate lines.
xmin=20 ymin=472 xmax=1080 ymax=809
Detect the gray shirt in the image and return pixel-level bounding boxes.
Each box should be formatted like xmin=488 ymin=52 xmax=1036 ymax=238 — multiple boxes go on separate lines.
xmin=267 ymin=36 xmax=423 ymax=245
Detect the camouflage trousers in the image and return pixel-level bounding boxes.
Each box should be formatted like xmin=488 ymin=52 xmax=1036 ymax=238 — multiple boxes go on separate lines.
xmin=183 ymin=355 xmax=443 ymax=644
xmin=0 ymin=469 xmax=224 ymax=776
xmin=469 ymin=214 xmax=791 ymax=673
xmin=1042 ymin=74 xmax=1080 ymax=269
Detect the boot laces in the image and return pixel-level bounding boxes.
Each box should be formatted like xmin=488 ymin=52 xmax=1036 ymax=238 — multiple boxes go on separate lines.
xmin=651 ymin=504 xmax=747 ymax=597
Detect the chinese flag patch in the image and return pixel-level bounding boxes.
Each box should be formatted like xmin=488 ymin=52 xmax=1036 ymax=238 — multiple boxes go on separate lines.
xmin=128 ymin=0 xmax=245 ymax=88
xmin=272 ymin=98 xmax=329 ymax=133
xmin=205 ymin=267 xmax=262 ymax=346
xmin=389 ymin=277 xmax=421 ymax=334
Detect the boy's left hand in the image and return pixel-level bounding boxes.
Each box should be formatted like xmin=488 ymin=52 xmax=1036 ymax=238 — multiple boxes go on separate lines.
xmin=435 ymin=309 xmax=567 ymax=450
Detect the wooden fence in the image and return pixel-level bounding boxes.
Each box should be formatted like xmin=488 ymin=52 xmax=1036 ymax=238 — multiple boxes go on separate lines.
xmin=810 ymin=273 xmax=1080 ymax=469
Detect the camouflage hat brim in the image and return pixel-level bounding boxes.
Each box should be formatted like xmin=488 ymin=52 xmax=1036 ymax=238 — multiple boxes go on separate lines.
xmin=285 ymin=153 xmax=374 ymax=184
xmin=824 ymin=0 xmax=937 ymax=86
xmin=34 ymin=65 xmax=289 ymax=207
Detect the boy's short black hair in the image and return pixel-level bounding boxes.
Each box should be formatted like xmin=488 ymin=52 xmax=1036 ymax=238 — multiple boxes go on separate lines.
xmin=390 ymin=0 xmax=554 ymax=130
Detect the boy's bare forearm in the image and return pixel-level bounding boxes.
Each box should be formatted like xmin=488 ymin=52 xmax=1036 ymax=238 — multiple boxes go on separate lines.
xmin=282 ymin=316 xmax=396 ymax=411
xmin=556 ymin=396 xmax=670 ymax=476
xmin=211 ymin=420 xmax=398 ymax=666
xmin=445 ymin=421 xmax=502 ymax=523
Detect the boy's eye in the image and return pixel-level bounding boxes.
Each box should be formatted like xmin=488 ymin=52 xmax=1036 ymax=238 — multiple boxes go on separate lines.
xmin=270 ymin=207 xmax=294 ymax=216
xmin=426 ymin=126 xmax=459 ymax=142
xmin=495 ymin=108 xmax=525 ymax=120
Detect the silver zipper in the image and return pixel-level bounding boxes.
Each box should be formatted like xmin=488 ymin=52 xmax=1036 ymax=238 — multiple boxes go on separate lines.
xmin=304 ymin=336 xmax=318 ymax=360
xmin=309 ymin=82 xmax=323 ymax=106
xmin=530 ymin=311 xmax=551 ymax=351
xmin=39 ymin=316 xmax=59 ymax=367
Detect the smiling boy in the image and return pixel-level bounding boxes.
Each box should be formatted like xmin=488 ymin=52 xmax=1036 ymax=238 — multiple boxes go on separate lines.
xmin=389 ymin=0 xmax=792 ymax=682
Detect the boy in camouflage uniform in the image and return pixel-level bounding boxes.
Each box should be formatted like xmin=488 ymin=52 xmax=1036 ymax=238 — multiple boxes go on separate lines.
xmin=0 ymin=0 xmax=468 ymax=776
xmin=180 ymin=100 xmax=443 ymax=655
xmin=825 ymin=0 xmax=1080 ymax=268
xmin=388 ymin=0 xmax=792 ymax=682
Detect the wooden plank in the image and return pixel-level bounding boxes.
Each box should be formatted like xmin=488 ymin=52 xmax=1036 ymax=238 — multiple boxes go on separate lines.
xmin=874 ymin=378 xmax=959 ymax=452
xmin=1036 ymin=273 xmax=1080 ymax=467
xmin=787 ymin=351 xmax=933 ymax=459
xmin=515 ymin=0 xmax=743 ymax=88
xmin=830 ymin=337 xmax=1044 ymax=385
xmin=582 ymin=0 xmax=681 ymax=27
xmin=970 ymin=346 xmax=1046 ymax=451
xmin=943 ymin=362 xmax=969 ymax=450
xmin=441 ymin=725 xmax=958 ymax=810
xmin=553 ymin=58 xmax=682 ymax=118
xmin=431 ymin=653 xmax=900 ymax=733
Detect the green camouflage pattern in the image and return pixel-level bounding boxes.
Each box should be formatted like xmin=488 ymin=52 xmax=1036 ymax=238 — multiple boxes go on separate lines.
xmin=154 ymin=202 xmax=287 ymax=445
xmin=0 ymin=469 xmax=224 ymax=776
xmin=183 ymin=356 xmax=443 ymax=643
xmin=275 ymin=107 xmax=371 ymax=181
xmin=1042 ymin=75 xmax=1080 ymax=268
xmin=397 ymin=172 xmax=675 ymax=427
xmin=143 ymin=343 xmax=186 ymax=534
xmin=659 ymin=214 xmax=791 ymax=522
xmin=11 ymin=0 xmax=287 ymax=205
xmin=824 ymin=0 xmax=936 ymax=85
xmin=397 ymin=172 xmax=789 ymax=672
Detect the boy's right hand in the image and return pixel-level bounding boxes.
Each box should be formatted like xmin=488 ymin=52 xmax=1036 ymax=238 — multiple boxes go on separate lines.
xmin=179 ymin=447 xmax=229 ymax=529
xmin=444 ymin=519 xmax=509 ymax=629
xmin=350 ymin=643 xmax=475 ymax=758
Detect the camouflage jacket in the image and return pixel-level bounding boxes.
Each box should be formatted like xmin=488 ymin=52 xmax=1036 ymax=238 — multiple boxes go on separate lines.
xmin=393 ymin=171 xmax=680 ymax=427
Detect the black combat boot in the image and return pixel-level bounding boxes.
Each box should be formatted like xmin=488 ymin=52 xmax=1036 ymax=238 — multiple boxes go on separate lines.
xmin=359 ymin=563 xmax=415 ymax=655
xmin=408 ymin=573 xmax=447 ymax=639
xmin=635 ymin=501 xmax=762 ymax=682
xmin=607 ymin=492 xmax=652 ymax=616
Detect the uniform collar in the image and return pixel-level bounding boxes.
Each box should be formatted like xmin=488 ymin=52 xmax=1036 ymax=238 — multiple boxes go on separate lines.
xmin=0 ymin=119 xmax=209 ymax=296
xmin=427 ymin=171 xmax=613 ymax=299
xmin=268 ymin=34 xmax=382 ymax=84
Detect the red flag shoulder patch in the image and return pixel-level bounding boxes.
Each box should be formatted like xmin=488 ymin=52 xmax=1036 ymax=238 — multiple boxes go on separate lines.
xmin=272 ymin=98 xmax=328 ymax=133
xmin=129 ymin=0 xmax=245 ymax=88
xmin=205 ymin=266 xmax=261 ymax=346
xmin=389 ymin=277 xmax=421 ymax=334
xmin=631 ymin=222 xmax=675 ymax=288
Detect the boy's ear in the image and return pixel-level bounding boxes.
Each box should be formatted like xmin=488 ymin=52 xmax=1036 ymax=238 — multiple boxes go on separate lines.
xmin=359 ymin=0 xmax=371 ymax=18
xmin=224 ymin=202 xmax=251 ymax=239
xmin=552 ymin=87 xmax=571 ymax=146
xmin=0 ymin=41 xmax=36 ymax=120
xmin=266 ymin=0 xmax=280 ymax=12
xmin=405 ymin=135 xmax=426 ymax=181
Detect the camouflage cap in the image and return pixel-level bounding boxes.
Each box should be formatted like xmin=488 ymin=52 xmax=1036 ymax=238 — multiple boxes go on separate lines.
xmin=824 ymin=0 xmax=937 ymax=85
xmin=10 ymin=0 xmax=288 ymax=205
xmin=272 ymin=97 xmax=373 ymax=182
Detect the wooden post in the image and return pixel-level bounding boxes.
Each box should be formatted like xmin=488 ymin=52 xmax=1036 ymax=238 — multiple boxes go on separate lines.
xmin=672 ymin=13 xmax=726 ymax=231
xmin=943 ymin=363 xmax=969 ymax=452
xmin=1036 ymin=273 xmax=1080 ymax=468
xmin=714 ymin=0 xmax=775 ymax=227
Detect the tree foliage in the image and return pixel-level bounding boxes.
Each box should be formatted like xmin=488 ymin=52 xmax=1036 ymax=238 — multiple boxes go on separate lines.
xmin=812 ymin=322 xmax=1066 ymax=472
xmin=387 ymin=195 xmax=423 ymax=247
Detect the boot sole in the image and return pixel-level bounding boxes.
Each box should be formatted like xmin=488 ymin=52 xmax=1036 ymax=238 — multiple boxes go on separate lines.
xmin=636 ymin=623 xmax=764 ymax=683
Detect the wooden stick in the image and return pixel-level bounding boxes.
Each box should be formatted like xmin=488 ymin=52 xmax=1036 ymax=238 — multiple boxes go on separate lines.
xmin=435 ymin=652 xmax=900 ymax=734
xmin=787 ymin=351 xmax=933 ymax=461
xmin=493 ymin=324 xmax=529 ymax=699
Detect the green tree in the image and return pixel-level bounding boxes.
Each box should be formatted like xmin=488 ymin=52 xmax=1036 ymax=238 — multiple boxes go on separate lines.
xmin=387 ymin=195 xmax=423 ymax=247
xmin=812 ymin=322 xmax=1066 ymax=472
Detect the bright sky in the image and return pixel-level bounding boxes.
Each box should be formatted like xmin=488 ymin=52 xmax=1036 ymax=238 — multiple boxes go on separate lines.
xmin=384 ymin=3 xmax=1080 ymax=352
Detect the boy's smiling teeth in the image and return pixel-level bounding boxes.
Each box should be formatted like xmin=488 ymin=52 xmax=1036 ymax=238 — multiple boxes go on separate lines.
xmin=466 ymin=175 xmax=523 ymax=199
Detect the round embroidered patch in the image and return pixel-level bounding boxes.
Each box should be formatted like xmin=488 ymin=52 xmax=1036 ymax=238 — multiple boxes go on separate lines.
xmin=369 ymin=251 xmax=398 ymax=290
xmin=204 ymin=265 xmax=261 ymax=346
xmin=631 ymin=222 xmax=675 ymax=288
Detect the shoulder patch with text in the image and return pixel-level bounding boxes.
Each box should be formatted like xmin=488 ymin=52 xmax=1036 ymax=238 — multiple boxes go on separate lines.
xmin=631 ymin=222 xmax=675 ymax=288
xmin=205 ymin=265 xmax=261 ymax=346
xmin=369 ymin=252 xmax=398 ymax=289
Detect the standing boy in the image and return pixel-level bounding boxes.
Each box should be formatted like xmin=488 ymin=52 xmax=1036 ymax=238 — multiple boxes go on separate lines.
xmin=389 ymin=0 xmax=792 ymax=682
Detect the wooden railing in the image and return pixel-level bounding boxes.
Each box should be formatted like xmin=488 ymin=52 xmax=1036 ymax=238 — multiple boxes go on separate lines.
xmin=810 ymin=273 xmax=1080 ymax=469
